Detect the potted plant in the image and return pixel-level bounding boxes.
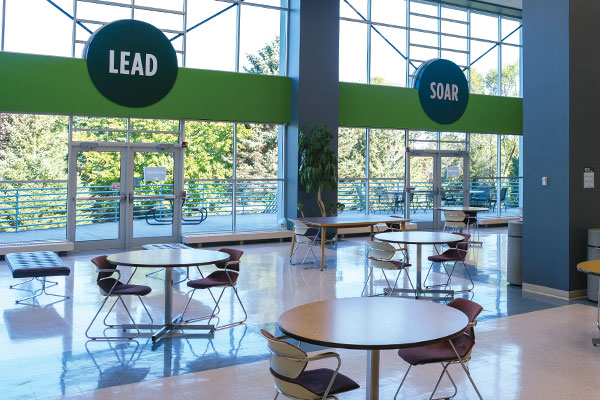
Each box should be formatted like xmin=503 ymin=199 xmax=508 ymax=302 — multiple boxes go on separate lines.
xmin=298 ymin=124 xmax=338 ymax=218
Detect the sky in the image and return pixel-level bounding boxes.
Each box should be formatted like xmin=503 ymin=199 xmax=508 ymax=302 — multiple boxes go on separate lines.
xmin=0 ymin=0 xmax=520 ymax=87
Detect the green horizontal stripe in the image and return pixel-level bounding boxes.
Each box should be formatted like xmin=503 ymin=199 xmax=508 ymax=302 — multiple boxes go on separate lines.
xmin=0 ymin=51 xmax=291 ymax=124
xmin=339 ymin=82 xmax=523 ymax=134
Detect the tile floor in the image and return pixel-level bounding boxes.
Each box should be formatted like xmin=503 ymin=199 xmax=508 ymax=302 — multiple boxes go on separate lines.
xmin=0 ymin=227 xmax=597 ymax=399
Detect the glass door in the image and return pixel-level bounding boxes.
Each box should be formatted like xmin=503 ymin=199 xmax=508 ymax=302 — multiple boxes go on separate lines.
xmin=407 ymin=155 xmax=436 ymax=228
xmin=440 ymin=155 xmax=468 ymax=208
xmin=67 ymin=143 xmax=126 ymax=250
xmin=127 ymin=145 xmax=183 ymax=248
xmin=407 ymin=152 xmax=469 ymax=230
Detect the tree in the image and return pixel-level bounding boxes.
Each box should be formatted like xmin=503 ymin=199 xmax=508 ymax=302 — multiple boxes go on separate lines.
xmin=470 ymin=61 xmax=520 ymax=97
xmin=244 ymin=37 xmax=280 ymax=75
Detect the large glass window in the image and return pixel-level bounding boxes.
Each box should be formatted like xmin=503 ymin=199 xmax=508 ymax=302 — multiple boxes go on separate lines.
xmin=339 ymin=1 xmax=522 ymax=99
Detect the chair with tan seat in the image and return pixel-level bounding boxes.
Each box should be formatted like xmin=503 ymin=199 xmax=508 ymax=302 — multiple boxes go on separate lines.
xmin=261 ymin=329 xmax=360 ymax=400
xmin=394 ymin=298 xmax=484 ymax=400
xmin=362 ymin=241 xmax=414 ymax=297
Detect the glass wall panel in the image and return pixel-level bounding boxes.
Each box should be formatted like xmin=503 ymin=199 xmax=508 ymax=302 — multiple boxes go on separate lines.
xmin=183 ymin=122 xmax=233 ymax=232
xmin=501 ymin=45 xmax=521 ymax=97
xmin=339 ymin=20 xmax=368 ymax=83
xmin=371 ymin=0 xmax=406 ymax=26
xmin=3 ymin=0 xmax=72 ymax=56
xmin=338 ymin=128 xmax=366 ymax=215
xmin=0 ymin=114 xmax=69 ymax=241
xmin=370 ymin=26 xmax=407 ymax=87
xmin=239 ymin=6 xmax=281 ymax=75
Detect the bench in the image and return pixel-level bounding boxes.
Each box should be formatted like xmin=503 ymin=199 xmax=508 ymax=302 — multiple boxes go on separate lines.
xmin=6 ymin=251 xmax=71 ymax=304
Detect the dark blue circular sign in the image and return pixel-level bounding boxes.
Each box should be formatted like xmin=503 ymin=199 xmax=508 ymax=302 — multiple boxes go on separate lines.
xmin=414 ymin=59 xmax=469 ymax=125
xmin=85 ymin=20 xmax=178 ymax=108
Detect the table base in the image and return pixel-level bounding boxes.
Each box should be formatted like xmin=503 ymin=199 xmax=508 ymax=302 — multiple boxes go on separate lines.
xmin=384 ymin=287 xmax=454 ymax=301
xmin=366 ymin=349 xmax=380 ymax=400
xmin=122 ymin=314 xmax=214 ymax=342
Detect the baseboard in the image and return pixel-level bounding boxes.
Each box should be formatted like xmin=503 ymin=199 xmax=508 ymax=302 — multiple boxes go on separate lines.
xmin=522 ymin=282 xmax=587 ymax=300
xmin=0 ymin=240 xmax=74 ymax=256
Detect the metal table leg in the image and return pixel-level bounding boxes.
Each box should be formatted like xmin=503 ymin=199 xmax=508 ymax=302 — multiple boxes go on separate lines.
xmin=366 ymin=349 xmax=380 ymax=400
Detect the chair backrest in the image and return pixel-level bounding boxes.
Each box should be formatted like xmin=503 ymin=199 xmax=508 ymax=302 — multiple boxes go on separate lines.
xmin=366 ymin=240 xmax=396 ymax=260
xmin=91 ymin=255 xmax=119 ymax=294
xmin=447 ymin=298 xmax=483 ymax=339
xmin=293 ymin=220 xmax=310 ymax=235
xmin=260 ymin=329 xmax=308 ymax=379
xmin=215 ymin=248 xmax=244 ymax=272
xmin=448 ymin=232 xmax=471 ymax=252
xmin=444 ymin=210 xmax=467 ymax=222
xmin=499 ymin=187 xmax=508 ymax=201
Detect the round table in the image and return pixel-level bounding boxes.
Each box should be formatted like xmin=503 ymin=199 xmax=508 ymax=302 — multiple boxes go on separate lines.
xmin=374 ymin=231 xmax=464 ymax=299
xmin=278 ymin=297 xmax=469 ymax=400
xmin=577 ymin=260 xmax=600 ymax=346
xmin=107 ymin=249 xmax=229 ymax=342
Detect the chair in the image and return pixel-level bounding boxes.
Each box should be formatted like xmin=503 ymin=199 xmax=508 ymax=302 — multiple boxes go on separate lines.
xmin=180 ymin=248 xmax=247 ymax=331
xmin=290 ymin=221 xmax=336 ymax=268
xmin=393 ymin=298 xmax=484 ymax=400
xmin=424 ymin=233 xmax=474 ymax=292
xmin=490 ymin=187 xmax=508 ymax=211
xmin=442 ymin=210 xmax=467 ymax=231
xmin=355 ymin=184 xmax=366 ymax=212
xmin=470 ymin=186 xmax=491 ymax=208
xmin=260 ymin=329 xmax=360 ymax=400
xmin=362 ymin=241 xmax=414 ymax=297
xmin=86 ymin=255 xmax=153 ymax=341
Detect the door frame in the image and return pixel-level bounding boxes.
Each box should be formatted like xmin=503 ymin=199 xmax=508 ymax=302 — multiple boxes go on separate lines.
xmin=406 ymin=150 xmax=469 ymax=229
xmin=67 ymin=142 xmax=183 ymax=251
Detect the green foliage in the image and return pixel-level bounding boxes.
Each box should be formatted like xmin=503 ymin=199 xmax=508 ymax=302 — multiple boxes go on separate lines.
xmin=244 ymin=37 xmax=280 ymax=75
xmin=298 ymin=125 xmax=338 ymax=216
xmin=0 ymin=114 xmax=69 ymax=181
xmin=470 ymin=61 xmax=520 ymax=97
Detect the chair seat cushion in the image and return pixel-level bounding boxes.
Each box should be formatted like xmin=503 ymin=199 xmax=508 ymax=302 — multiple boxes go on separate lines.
xmin=389 ymin=260 xmax=411 ymax=268
xmin=397 ymin=334 xmax=474 ymax=366
xmin=6 ymin=251 xmax=70 ymax=279
xmin=271 ymin=368 xmax=359 ymax=396
xmin=428 ymin=249 xmax=463 ymax=262
xmin=98 ymin=278 xmax=152 ymax=296
xmin=187 ymin=270 xmax=237 ymax=289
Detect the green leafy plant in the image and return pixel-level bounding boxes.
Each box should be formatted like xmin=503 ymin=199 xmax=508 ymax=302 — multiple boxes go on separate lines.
xmin=298 ymin=125 xmax=338 ymax=217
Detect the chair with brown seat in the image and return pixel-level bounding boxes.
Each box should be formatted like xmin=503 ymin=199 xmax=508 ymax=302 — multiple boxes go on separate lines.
xmin=180 ymin=248 xmax=247 ymax=331
xmin=261 ymin=329 xmax=360 ymax=400
xmin=394 ymin=298 xmax=484 ymax=400
xmin=424 ymin=232 xmax=474 ymax=292
xmin=86 ymin=255 xmax=153 ymax=340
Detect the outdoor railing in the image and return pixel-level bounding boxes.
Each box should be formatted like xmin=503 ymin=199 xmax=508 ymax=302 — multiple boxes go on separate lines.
xmin=0 ymin=178 xmax=520 ymax=233
xmin=338 ymin=178 xmax=521 ymax=215
xmin=0 ymin=180 xmax=281 ymax=232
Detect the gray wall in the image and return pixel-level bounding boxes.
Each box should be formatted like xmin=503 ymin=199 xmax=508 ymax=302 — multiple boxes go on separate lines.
xmin=523 ymin=0 xmax=600 ymax=292
xmin=285 ymin=0 xmax=340 ymax=220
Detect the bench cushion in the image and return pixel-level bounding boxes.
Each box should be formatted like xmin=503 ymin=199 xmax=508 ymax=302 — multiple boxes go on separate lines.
xmin=6 ymin=251 xmax=70 ymax=279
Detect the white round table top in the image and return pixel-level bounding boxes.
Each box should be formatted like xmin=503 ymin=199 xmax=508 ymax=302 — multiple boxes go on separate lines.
xmin=374 ymin=231 xmax=464 ymax=245
xmin=107 ymin=249 xmax=229 ymax=268
xmin=278 ymin=297 xmax=468 ymax=350
xmin=438 ymin=206 xmax=489 ymax=212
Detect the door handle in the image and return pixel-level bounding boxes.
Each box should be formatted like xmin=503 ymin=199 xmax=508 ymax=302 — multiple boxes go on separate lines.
xmin=128 ymin=193 xmax=133 ymax=204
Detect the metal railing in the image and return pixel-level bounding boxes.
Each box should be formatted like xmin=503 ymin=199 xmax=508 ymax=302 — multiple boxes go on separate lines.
xmin=338 ymin=178 xmax=521 ymax=215
xmin=0 ymin=180 xmax=281 ymax=232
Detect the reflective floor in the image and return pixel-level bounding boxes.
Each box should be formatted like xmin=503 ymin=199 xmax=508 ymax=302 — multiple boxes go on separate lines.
xmin=0 ymin=227 xmax=597 ymax=399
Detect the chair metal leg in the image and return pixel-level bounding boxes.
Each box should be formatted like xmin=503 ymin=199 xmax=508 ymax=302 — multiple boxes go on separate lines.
xmin=361 ymin=267 xmax=374 ymax=297
xmin=215 ymin=285 xmax=248 ymax=331
xmin=393 ymin=365 xmax=412 ymax=400
xmin=9 ymin=277 xmax=35 ymax=289
xmin=429 ymin=362 xmax=458 ymax=400
xmin=449 ymin=340 xmax=483 ymax=400
xmin=425 ymin=262 xmax=452 ymax=289
xmin=447 ymin=261 xmax=474 ymax=293
xmin=86 ymin=295 xmax=141 ymax=341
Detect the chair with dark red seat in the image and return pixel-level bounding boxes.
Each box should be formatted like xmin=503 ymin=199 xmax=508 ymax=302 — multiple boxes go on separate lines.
xmin=86 ymin=255 xmax=153 ymax=340
xmin=394 ymin=298 xmax=483 ymax=400
xmin=180 ymin=248 xmax=247 ymax=330
xmin=424 ymin=232 xmax=474 ymax=292
xmin=260 ymin=329 xmax=359 ymax=400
